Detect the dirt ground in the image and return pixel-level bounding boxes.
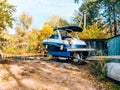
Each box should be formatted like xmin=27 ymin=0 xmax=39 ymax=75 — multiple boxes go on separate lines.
xmin=0 ymin=58 xmax=108 ymax=90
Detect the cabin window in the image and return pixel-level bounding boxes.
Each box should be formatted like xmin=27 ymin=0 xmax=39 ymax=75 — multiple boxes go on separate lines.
xmin=59 ymin=30 xmax=72 ymax=40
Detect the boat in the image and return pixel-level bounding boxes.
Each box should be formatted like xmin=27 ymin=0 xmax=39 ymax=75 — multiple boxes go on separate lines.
xmin=42 ymin=26 xmax=94 ymax=64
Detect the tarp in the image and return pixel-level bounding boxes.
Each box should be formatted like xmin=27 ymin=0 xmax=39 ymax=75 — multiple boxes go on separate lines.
xmin=105 ymin=60 xmax=120 ymax=82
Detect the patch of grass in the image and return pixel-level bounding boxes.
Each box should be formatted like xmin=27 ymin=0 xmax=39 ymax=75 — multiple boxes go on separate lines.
xmin=108 ymin=83 xmax=120 ymax=90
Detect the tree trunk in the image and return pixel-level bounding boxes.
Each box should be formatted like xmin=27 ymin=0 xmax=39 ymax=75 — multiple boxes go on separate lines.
xmin=108 ymin=1 xmax=113 ymax=36
xmin=113 ymin=1 xmax=118 ymax=36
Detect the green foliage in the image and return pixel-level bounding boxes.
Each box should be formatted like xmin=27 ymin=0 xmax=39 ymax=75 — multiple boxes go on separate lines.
xmin=109 ymin=84 xmax=120 ymax=90
xmin=100 ymin=0 xmax=120 ymax=21
xmin=100 ymin=0 xmax=120 ymax=36
xmin=73 ymin=0 xmax=100 ymax=27
xmin=73 ymin=0 xmax=120 ymax=37
xmin=78 ymin=25 xmax=106 ymax=39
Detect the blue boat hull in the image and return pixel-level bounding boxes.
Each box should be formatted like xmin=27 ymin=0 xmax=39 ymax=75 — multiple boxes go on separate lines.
xmin=43 ymin=43 xmax=88 ymax=58
xmin=48 ymin=51 xmax=72 ymax=57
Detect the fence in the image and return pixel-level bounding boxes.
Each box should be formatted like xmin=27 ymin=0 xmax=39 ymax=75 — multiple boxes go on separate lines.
xmin=82 ymin=39 xmax=108 ymax=56
xmin=107 ymin=35 xmax=120 ymax=55
xmin=1 ymin=53 xmax=44 ymax=60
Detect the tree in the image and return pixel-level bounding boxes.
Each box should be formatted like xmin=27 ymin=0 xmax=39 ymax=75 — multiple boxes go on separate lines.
xmin=28 ymin=25 xmax=53 ymax=53
xmin=74 ymin=0 xmax=120 ymax=37
xmin=98 ymin=0 xmax=120 ymax=36
xmin=19 ymin=12 xmax=32 ymax=30
xmin=73 ymin=0 xmax=100 ymax=28
xmin=0 ymin=30 xmax=9 ymax=50
xmin=4 ymin=34 xmax=18 ymax=54
xmin=0 ymin=0 xmax=16 ymax=30
xmin=40 ymin=25 xmax=53 ymax=39
xmin=78 ymin=25 xmax=106 ymax=39
xmin=0 ymin=0 xmax=15 ymax=58
xmin=15 ymin=13 xmax=33 ymax=53
xmin=28 ymin=28 xmax=41 ymax=53
xmin=44 ymin=15 xmax=69 ymax=28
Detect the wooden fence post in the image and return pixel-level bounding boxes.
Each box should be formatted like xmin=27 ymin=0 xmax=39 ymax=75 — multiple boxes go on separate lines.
xmin=0 ymin=54 xmax=2 ymax=60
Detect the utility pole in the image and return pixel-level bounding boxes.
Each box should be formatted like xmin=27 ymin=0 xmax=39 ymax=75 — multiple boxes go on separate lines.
xmin=83 ymin=2 xmax=87 ymax=30
xmin=83 ymin=9 xmax=86 ymax=29
xmin=74 ymin=0 xmax=87 ymax=29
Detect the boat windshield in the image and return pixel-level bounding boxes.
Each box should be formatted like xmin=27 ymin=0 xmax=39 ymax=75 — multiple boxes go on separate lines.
xmin=59 ymin=30 xmax=79 ymax=40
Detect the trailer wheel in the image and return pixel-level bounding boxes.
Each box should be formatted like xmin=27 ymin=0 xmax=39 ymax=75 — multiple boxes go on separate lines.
xmin=66 ymin=58 xmax=74 ymax=63
xmin=78 ymin=60 xmax=87 ymax=65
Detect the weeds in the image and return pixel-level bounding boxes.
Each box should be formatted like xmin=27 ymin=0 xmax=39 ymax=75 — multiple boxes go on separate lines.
xmin=88 ymin=58 xmax=120 ymax=89
xmin=109 ymin=84 xmax=120 ymax=90
xmin=88 ymin=58 xmax=109 ymax=80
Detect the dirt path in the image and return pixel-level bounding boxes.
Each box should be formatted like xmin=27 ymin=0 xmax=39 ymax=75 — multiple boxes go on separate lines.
xmin=0 ymin=59 xmax=106 ymax=90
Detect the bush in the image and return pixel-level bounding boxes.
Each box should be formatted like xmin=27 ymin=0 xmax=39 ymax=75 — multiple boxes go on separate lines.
xmin=5 ymin=47 xmax=17 ymax=54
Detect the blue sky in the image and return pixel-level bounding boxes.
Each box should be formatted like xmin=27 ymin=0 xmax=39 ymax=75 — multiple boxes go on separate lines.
xmin=8 ymin=0 xmax=81 ymax=33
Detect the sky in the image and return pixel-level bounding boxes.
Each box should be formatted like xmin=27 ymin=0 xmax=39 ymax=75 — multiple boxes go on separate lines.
xmin=7 ymin=0 xmax=81 ymax=34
